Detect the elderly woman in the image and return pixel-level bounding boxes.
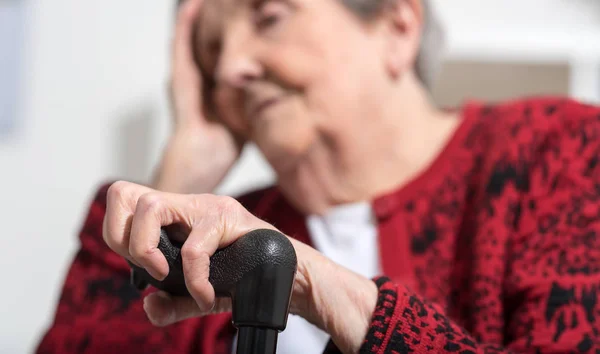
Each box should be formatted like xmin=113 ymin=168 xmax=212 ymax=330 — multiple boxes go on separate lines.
xmin=37 ymin=0 xmax=600 ymax=353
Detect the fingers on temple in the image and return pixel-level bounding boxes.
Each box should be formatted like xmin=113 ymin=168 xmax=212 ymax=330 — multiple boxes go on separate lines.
xmin=173 ymin=0 xmax=203 ymax=78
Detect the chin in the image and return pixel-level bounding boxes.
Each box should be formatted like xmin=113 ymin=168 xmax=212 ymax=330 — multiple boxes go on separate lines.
xmin=259 ymin=135 xmax=314 ymax=174
xmin=251 ymin=111 xmax=318 ymax=172
xmin=264 ymin=144 xmax=306 ymax=174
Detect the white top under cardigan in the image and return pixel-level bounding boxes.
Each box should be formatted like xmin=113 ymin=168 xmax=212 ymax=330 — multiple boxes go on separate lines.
xmin=232 ymin=202 xmax=382 ymax=354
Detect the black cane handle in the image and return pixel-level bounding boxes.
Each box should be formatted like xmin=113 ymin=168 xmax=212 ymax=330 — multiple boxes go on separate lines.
xmin=129 ymin=228 xmax=297 ymax=332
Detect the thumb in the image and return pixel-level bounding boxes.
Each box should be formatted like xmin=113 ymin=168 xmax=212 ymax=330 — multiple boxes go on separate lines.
xmin=143 ymin=291 xmax=232 ymax=326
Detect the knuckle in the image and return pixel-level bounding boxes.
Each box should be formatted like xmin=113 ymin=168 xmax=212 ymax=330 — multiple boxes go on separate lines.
xmin=215 ymin=196 xmax=241 ymax=215
xmin=129 ymin=241 xmax=154 ymax=260
xmin=137 ymin=193 xmax=163 ymax=215
xmin=212 ymin=196 xmax=246 ymax=233
xmin=181 ymin=242 xmax=206 ymax=262
xmin=106 ymin=180 xmax=130 ymax=205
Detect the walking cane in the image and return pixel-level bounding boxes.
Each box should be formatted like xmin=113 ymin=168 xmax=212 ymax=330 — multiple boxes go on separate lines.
xmin=129 ymin=228 xmax=297 ymax=354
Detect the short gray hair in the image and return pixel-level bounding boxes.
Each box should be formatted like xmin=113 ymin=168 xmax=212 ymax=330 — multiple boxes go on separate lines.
xmin=341 ymin=0 xmax=446 ymax=90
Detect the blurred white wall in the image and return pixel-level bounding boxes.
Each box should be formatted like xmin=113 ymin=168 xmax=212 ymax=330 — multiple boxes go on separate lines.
xmin=0 ymin=0 xmax=598 ymax=353
xmin=432 ymin=0 xmax=600 ymax=104
xmin=0 ymin=1 xmax=272 ymax=353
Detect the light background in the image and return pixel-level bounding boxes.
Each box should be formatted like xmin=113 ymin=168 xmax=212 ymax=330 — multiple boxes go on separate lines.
xmin=0 ymin=1 xmax=599 ymax=353
xmin=0 ymin=0 xmax=25 ymax=135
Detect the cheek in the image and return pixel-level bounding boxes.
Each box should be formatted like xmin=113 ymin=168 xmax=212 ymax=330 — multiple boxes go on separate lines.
xmin=261 ymin=47 xmax=320 ymax=92
xmin=304 ymin=43 xmax=382 ymax=142
xmin=213 ymin=88 xmax=248 ymax=135
xmin=259 ymin=19 xmax=338 ymax=92
xmin=259 ymin=38 xmax=342 ymax=127
xmin=251 ymin=98 xmax=318 ymax=166
xmin=270 ymin=25 xmax=368 ymax=93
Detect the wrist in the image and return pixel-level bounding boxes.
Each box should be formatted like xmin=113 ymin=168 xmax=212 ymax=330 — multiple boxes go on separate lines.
xmin=291 ymin=243 xmax=378 ymax=353
xmin=321 ymin=268 xmax=377 ymax=353
xmin=287 ymin=240 xmax=319 ymax=320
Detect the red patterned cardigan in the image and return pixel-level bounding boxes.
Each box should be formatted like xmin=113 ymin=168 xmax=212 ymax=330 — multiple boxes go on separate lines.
xmin=37 ymin=97 xmax=600 ymax=353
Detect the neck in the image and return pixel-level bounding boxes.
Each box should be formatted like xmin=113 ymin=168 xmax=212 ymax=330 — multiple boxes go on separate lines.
xmin=277 ymin=77 xmax=462 ymax=216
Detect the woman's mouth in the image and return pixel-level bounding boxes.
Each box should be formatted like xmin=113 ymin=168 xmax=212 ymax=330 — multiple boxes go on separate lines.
xmin=247 ymin=96 xmax=283 ymax=121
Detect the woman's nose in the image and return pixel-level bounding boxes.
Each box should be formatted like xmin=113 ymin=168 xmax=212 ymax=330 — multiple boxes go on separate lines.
xmin=215 ymin=35 xmax=263 ymax=89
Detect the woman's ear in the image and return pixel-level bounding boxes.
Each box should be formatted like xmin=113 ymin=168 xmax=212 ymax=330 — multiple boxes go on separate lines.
xmin=383 ymin=0 xmax=423 ymax=79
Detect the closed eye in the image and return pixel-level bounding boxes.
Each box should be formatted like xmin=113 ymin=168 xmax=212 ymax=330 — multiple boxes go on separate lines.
xmin=257 ymin=12 xmax=280 ymax=29
xmin=254 ymin=1 xmax=290 ymax=32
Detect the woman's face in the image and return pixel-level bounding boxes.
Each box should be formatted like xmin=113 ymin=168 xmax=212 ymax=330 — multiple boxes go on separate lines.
xmin=195 ymin=0 xmax=418 ymax=172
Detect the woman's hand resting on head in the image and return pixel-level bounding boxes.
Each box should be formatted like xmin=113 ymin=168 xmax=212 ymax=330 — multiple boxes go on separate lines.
xmin=152 ymin=0 xmax=242 ymax=195
xmin=102 ymin=180 xmax=378 ymax=354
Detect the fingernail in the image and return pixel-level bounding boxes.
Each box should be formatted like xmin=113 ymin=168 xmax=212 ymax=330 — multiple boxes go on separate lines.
xmin=198 ymin=298 xmax=215 ymax=314
xmin=148 ymin=268 xmax=167 ymax=282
